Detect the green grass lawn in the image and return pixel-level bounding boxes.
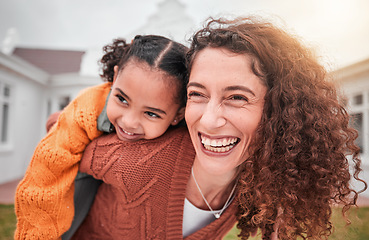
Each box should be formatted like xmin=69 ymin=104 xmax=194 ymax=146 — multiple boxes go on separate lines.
xmin=0 ymin=205 xmax=16 ymax=240
xmin=224 ymin=207 xmax=369 ymax=240
xmin=1 ymin=205 xmax=368 ymax=239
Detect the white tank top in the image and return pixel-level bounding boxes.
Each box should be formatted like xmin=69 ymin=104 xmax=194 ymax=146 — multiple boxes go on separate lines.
xmin=182 ymin=198 xmax=221 ymax=237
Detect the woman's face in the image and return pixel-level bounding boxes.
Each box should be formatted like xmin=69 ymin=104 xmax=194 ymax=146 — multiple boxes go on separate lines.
xmin=185 ymin=47 xmax=267 ymax=176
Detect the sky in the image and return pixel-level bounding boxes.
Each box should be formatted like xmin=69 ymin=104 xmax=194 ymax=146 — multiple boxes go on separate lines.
xmin=0 ymin=0 xmax=369 ymax=71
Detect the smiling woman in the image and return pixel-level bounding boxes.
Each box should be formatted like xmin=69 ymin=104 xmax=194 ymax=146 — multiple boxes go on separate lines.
xmin=184 ymin=16 xmax=367 ymax=239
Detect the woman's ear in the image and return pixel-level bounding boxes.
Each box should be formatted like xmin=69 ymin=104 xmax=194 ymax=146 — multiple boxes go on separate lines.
xmin=113 ymin=65 xmax=119 ymax=83
xmin=171 ymin=107 xmax=185 ymax=126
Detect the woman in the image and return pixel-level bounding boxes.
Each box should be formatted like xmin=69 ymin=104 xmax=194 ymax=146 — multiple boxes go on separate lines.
xmin=74 ymin=16 xmax=366 ymax=239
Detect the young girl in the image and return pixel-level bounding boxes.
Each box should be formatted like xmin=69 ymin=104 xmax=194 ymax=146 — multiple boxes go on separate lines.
xmin=14 ymin=35 xmax=188 ymax=240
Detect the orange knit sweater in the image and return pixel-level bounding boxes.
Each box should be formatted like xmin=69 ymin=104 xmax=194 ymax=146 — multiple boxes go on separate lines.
xmin=14 ymin=82 xmax=112 ymax=240
xmin=73 ymin=127 xmax=238 ymax=239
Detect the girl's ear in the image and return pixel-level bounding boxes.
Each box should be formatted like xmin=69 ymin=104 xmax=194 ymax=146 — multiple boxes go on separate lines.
xmin=171 ymin=107 xmax=185 ymax=126
xmin=113 ymin=65 xmax=119 ymax=83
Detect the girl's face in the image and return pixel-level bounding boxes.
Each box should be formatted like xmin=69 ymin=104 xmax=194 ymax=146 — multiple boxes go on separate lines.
xmin=107 ymin=60 xmax=184 ymax=142
xmin=185 ymin=47 xmax=267 ymax=176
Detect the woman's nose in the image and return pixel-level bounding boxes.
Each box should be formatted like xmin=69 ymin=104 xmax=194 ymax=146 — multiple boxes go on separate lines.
xmin=199 ymin=101 xmax=226 ymax=129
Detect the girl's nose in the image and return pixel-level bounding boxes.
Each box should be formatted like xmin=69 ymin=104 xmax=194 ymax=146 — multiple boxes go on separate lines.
xmin=121 ymin=111 xmax=140 ymax=130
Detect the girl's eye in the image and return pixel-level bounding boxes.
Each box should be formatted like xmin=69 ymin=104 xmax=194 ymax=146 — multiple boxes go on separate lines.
xmin=145 ymin=111 xmax=161 ymax=119
xmin=117 ymin=95 xmax=128 ymax=104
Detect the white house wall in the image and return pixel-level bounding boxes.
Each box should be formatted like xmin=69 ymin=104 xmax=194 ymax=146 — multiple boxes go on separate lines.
xmin=47 ymin=73 xmax=101 ymax=115
xmin=0 ymin=67 xmax=47 ymax=183
xmin=0 ymin=52 xmax=101 ymax=184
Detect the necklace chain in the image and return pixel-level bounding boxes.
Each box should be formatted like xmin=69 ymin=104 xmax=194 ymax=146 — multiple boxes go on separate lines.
xmin=191 ymin=167 xmax=237 ymax=219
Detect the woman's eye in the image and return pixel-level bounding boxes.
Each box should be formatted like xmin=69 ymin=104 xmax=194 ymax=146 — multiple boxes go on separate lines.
xmin=187 ymin=91 xmax=207 ymax=100
xmin=187 ymin=91 xmax=207 ymax=103
xmin=225 ymin=95 xmax=249 ymax=107
xmin=146 ymin=111 xmax=161 ymax=119
xmin=188 ymin=91 xmax=202 ymax=98
xmin=230 ymin=95 xmax=248 ymax=102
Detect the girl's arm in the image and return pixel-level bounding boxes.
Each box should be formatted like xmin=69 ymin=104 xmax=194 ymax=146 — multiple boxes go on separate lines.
xmin=14 ymin=82 xmax=111 ymax=240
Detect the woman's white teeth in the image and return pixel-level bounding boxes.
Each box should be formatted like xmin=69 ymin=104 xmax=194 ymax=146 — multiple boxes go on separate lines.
xmin=204 ymin=145 xmax=234 ymax=152
xmin=201 ymin=136 xmax=238 ymax=152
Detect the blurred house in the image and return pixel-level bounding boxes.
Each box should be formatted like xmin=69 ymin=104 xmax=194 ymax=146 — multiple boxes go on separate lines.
xmin=333 ymin=58 xmax=369 ymax=195
xmin=0 ymin=48 xmax=101 ymax=184
xmin=126 ymin=0 xmax=195 ymax=44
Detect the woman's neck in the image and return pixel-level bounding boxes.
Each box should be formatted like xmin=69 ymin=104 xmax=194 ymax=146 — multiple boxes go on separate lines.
xmin=186 ymin=161 xmax=238 ymax=211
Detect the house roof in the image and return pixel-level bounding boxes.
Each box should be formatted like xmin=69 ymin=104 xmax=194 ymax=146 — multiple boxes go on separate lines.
xmin=332 ymin=57 xmax=369 ymax=82
xmin=12 ymin=47 xmax=85 ymax=75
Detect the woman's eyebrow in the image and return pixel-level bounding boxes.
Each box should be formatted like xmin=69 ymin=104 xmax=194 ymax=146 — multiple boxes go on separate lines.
xmin=188 ymin=82 xmax=256 ymax=97
xmin=187 ymin=82 xmax=205 ymax=89
xmin=224 ymin=85 xmax=255 ymax=96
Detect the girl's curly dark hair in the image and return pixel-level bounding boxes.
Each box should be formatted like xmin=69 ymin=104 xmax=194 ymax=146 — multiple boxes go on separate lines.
xmin=187 ymin=16 xmax=367 ymax=239
xmin=99 ymin=35 xmax=188 ymax=107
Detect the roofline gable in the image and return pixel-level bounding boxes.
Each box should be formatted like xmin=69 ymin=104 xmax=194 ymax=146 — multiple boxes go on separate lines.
xmin=0 ymin=52 xmax=49 ymax=85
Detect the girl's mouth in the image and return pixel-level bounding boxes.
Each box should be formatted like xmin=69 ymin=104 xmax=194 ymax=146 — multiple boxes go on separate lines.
xmin=116 ymin=126 xmax=143 ymax=141
xmin=200 ymin=133 xmax=240 ymax=153
xmin=122 ymin=129 xmax=135 ymax=135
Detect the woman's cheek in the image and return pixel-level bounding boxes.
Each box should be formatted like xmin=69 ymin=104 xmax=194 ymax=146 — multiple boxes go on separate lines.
xmin=185 ymin=102 xmax=204 ymax=124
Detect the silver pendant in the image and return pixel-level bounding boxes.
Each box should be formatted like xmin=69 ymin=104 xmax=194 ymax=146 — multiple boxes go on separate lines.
xmin=215 ymin=213 xmax=220 ymax=219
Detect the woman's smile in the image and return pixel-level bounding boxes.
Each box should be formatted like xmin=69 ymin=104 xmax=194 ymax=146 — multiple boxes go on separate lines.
xmin=199 ymin=133 xmax=240 ymax=153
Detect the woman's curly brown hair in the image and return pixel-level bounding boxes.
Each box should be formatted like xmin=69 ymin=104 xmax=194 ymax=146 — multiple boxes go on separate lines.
xmin=187 ymin=16 xmax=367 ymax=239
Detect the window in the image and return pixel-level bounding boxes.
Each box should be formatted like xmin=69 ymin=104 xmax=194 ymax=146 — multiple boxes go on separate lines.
xmin=350 ymin=113 xmax=364 ymax=152
xmin=348 ymin=91 xmax=369 ymax=155
xmin=353 ymin=94 xmax=363 ymax=105
xmin=58 ymin=96 xmax=70 ymax=110
xmin=0 ymin=82 xmax=11 ymax=145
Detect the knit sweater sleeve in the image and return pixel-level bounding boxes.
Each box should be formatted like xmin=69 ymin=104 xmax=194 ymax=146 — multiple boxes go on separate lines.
xmin=14 ymin=82 xmax=112 ymax=240
xmin=79 ymin=127 xmax=187 ymax=179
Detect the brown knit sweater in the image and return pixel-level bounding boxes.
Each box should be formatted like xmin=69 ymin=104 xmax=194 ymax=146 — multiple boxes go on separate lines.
xmin=74 ymin=127 xmax=238 ymax=239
